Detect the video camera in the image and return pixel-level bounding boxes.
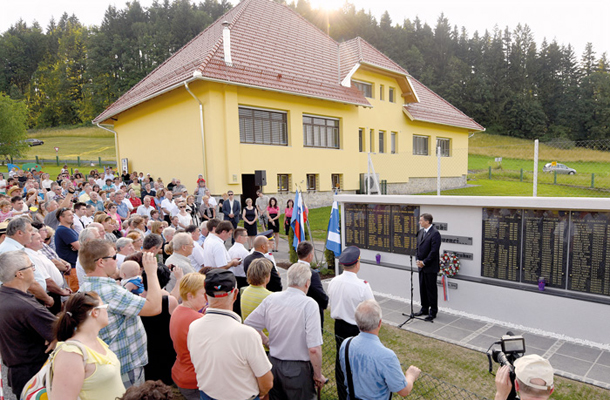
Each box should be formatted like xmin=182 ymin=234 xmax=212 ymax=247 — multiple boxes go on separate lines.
xmin=486 ymin=332 xmax=526 ymax=400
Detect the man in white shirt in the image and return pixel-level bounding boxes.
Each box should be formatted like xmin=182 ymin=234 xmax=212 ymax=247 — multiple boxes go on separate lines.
xmin=161 ymin=191 xmax=179 ymax=218
xmin=228 ymin=227 xmax=250 ymax=316
xmin=186 ymin=225 xmax=205 ymax=270
xmin=188 ymin=270 xmax=273 ymax=400
xmin=72 ymin=202 xmax=88 ymax=234
xmin=81 ymin=204 xmax=95 ymax=227
xmin=328 ymin=246 xmax=375 ymax=400
xmin=245 ymin=262 xmax=326 ymax=399
xmin=137 ymin=196 xmax=156 ymax=217
xmin=202 ymin=221 xmax=240 ymax=270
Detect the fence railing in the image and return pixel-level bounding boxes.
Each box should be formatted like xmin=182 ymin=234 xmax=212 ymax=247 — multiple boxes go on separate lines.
xmin=367 ymin=138 xmax=610 ymax=198
xmin=321 ymin=330 xmax=489 ymax=400
xmin=3 ymin=156 xmax=117 ymax=168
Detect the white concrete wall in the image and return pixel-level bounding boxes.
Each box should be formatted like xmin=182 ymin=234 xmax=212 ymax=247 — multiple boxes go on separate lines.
xmin=338 ymin=194 xmax=610 ymax=346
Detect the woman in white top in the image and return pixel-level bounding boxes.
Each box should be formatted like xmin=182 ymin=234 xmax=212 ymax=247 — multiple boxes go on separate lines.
xmin=176 ymin=201 xmax=193 ymax=229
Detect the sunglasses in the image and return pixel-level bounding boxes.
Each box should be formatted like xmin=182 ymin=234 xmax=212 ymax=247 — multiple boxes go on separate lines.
xmin=88 ymin=303 xmax=109 ymax=316
xmin=95 ymin=254 xmax=117 ymax=261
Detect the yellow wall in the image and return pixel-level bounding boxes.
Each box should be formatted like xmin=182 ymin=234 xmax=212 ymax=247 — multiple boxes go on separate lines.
xmin=111 ymin=67 xmax=472 ymax=195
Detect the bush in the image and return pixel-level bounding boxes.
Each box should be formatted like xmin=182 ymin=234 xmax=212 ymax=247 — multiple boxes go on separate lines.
xmin=287 ymin=225 xmax=311 ymax=263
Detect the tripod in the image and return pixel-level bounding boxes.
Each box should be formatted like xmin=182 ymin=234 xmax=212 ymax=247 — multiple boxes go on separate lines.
xmin=398 ymin=256 xmax=431 ymax=327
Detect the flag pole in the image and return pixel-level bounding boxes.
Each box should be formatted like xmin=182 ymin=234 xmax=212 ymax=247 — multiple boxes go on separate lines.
xmin=296 ymin=182 xmax=320 ymax=267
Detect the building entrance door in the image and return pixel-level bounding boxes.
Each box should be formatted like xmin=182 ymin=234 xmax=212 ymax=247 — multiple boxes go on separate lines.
xmin=241 ymin=174 xmax=260 ymax=209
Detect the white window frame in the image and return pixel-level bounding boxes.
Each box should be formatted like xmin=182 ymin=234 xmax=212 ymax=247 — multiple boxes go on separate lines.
xmin=413 ymin=135 xmax=429 ymax=156
xmin=352 ymin=79 xmax=373 ymax=98
xmin=437 ymin=138 xmax=451 ymax=157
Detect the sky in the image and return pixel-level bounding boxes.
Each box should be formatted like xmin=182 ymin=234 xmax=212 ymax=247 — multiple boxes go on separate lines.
xmin=3 ymin=0 xmax=609 ymax=59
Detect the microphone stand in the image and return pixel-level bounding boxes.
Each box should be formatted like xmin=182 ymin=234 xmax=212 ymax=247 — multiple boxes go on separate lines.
xmin=399 ymin=256 xmax=430 ymax=327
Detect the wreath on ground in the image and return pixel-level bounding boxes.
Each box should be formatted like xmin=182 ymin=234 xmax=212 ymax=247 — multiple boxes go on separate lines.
xmin=439 ymin=252 xmax=460 ymax=277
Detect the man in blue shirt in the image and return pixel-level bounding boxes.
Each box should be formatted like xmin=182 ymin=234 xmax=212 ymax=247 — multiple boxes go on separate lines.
xmin=114 ymin=191 xmax=129 ymax=221
xmin=339 ymin=299 xmax=421 ymax=400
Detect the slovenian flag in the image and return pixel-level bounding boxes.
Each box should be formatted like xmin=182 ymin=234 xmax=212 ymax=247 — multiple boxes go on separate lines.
xmin=290 ymin=189 xmax=305 ymax=250
xmin=326 ymin=201 xmax=341 ymax=256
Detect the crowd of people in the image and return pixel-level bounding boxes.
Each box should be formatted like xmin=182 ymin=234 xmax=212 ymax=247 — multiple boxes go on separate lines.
xmin=0 ymin=166 xmax=555 ymax=400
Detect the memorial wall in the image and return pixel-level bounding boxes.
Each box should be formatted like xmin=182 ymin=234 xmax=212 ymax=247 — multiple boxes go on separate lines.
xmin=343 ymin=201 xmax=610 ymax=298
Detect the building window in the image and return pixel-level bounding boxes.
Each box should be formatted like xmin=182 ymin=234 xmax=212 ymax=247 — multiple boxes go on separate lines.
xmin=413 ymin=135 xmax=429 ymax=156
xmin=389 ymin=87 xmax=395 ymax=103
xmin=437 ymin=138 xmax=451 ymax=157
xmin=331 ymin=174 xmax=343 ymax=191
xmin=352 ymin=80 xmax=373 ymax=98
xmin=391 ymin=132 xmax=397 ymax=154
xmin=277 ymin=174 xmax=290 ymax=192
xmin=306 ymin=174 xmax=318 ymax=191
xmin=359 ymin=128 xmax=364 ymax=152
xmin=379 ymin=84 xmax=384 ymax=100
xmin=379 ymin=131 xmax=385 ymax=153
xmin=303 ymin=115 xmax=340 ymax=149
xmin=239 ymin=107 xmax=287 ymax=145
xmin=369 ymin=129 xmax=374 ymax=152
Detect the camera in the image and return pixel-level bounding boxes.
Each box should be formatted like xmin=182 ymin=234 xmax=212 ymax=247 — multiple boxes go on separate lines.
xmin=487 ymin=332 xmax=526 ymax=400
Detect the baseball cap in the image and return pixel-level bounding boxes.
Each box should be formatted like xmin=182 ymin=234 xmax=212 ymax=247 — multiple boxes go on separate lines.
xmin=514 ymin=354 xmax=554 ymax=391
xmin=204 ymin=269 xmax=236 ymax=297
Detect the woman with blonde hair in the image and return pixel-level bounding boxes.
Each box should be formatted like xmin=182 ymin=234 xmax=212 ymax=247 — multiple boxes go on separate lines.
xmin=169 ymin=272 xmax=207 ymax=400
xmin=49 ymin=291 xmax=125 ymax=400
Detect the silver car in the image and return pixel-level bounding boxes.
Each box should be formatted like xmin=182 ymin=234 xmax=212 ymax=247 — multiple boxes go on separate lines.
xmin=543 ymin=163 xmax=576 ymax=175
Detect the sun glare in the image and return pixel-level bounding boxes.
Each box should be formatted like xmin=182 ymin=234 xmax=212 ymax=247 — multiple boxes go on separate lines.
xmin=308 ymin=0 xmax=343 ymax=12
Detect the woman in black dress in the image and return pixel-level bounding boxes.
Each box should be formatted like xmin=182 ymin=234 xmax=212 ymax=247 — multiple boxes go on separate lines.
xmin=241 ymin=197 xmax=258 ymax=248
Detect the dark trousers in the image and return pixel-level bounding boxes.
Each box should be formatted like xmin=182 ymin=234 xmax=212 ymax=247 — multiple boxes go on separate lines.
xmin=269 ymin=357 xmax=316 ymax=400
xmin=334 ymin=319 xmax=360 ymax=400
xmin=419 ymin=271 xmax=438 ymax=316
xmin=232 ymin=276 xmax=248 ymax=317
xmin=8 ymin=361 xmax=46 ymax=397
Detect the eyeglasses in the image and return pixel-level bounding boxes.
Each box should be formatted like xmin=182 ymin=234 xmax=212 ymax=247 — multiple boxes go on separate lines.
xmin=15 ymin=264 xmax=36 ymax=276
xmin=88 ymin=303 xmax=109 ymax=316
xmin=95 ymin=254 xmax=117 ymax=261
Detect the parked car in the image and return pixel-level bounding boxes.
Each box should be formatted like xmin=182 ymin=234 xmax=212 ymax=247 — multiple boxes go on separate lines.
xmin=543 ymin=162 xmax=576 ymax=175
xmin=25 ymin=138 xmax=44 ymax=146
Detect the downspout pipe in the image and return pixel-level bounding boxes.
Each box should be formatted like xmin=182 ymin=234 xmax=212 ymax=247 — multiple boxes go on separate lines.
xmin=184 ymin=78 xmax=207 ymax=181
xmin=96 ymin=123 xmax=120 ymax=170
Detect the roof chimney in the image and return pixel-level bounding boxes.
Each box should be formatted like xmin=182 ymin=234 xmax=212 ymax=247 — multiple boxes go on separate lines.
xmin=222 ymin=21 xmax=233 ymax=67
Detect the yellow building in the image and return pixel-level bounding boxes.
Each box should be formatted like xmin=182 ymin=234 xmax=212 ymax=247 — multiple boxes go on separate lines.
xmin=93 ymin=0 xmax=484 ymax=206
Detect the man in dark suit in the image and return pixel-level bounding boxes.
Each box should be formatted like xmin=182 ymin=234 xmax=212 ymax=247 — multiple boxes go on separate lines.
xmin=297 ymin=241 xmax=328 ymax=329
xmin=243 ymin=234 xmax=282 ymax=292
xmin=414 ymin=213 xmax=441 ymax=321
xmin=221 ymin=190 xmax=241 ymax=229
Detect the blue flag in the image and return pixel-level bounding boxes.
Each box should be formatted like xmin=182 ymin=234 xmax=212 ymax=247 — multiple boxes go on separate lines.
xmin=290 ymin=190 xmax=305 ymax=251
xmin=326 ymin=200 xmax=341 ymax=256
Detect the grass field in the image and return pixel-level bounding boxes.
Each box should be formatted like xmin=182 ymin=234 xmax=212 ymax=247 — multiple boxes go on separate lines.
xmin=24 ymin=126 xmax=115 ymax=160
xmin=317 ymin=310 xmax=609 ymax=400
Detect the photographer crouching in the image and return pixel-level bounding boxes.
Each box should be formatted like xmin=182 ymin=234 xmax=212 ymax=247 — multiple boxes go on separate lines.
xmin=495 ymin=355 xmax=554 ymax=400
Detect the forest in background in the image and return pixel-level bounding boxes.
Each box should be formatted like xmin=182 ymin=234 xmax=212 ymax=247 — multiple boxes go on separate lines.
xmin=1 ymin=0 xmax=609 ymax=143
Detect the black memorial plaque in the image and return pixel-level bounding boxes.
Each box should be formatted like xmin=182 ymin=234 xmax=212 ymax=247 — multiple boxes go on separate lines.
xmin=344 ymin=203 xmax=368 ymax=248
xmin=367 ymin=204 xmax=391 ymax=250
xmin=391 ymin=205 xmax=419 ymax=256
xmin=521 ymin=210 xmax=568 ymax=288
xmin=481 ymin=208 xmax=521 ymax=282
xmin=568 ymin=212 xmax=610 ymax=296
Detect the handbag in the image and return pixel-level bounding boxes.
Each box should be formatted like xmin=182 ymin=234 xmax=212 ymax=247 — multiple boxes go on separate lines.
xmin=20 ymin=340 xmax=89 ymax=400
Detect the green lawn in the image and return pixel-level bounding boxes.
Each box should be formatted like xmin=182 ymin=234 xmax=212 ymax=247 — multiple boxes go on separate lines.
xmin=434 ymin=178 xmax=610 ymax=197
xmin=22 ymin=126 xmax=115 ymax=161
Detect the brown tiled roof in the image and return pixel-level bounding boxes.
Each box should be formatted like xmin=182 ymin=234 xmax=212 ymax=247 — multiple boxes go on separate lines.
xmin=339 ymin=37 xmax=408 ymax=80
xmin=404 ymin=77 xmax=485 ymax=132
xmin=93 ymin=0 xmax=484 ymax=133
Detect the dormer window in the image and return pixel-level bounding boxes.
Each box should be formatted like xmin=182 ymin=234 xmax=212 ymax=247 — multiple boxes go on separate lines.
xmin=351 ymin=80 xmax=372 ymax=98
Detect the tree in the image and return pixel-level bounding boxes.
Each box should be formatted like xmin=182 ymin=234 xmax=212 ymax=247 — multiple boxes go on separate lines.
xmin=0 ymin=93 xmax=29 ymax=159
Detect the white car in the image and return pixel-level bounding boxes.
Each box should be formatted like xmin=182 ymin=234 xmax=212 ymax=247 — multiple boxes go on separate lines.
xmin=543 ymin=163 xmax=576 ymax=175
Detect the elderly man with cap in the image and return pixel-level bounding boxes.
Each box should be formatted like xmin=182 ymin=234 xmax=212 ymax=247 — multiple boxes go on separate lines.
xmin=495 ymin=355 xmax=554 ymax=400
xmin=243 ymin=232 xmax=282 ymax=293
xmin=328 ymin=245 xmax=375 ymax=400
xmin=245 ymin=262 xmax=326 ymax=400
xmin=188 ymin=269 xmax=273 ymax=400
